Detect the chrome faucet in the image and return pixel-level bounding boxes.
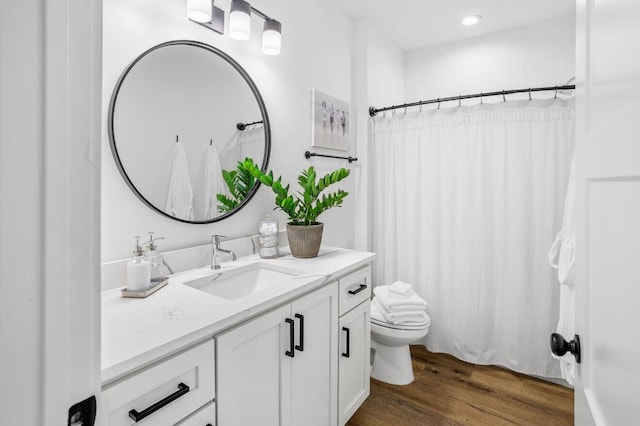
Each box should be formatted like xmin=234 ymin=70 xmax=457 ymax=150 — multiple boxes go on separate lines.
xmin=211 ymin=235 xmax=237 ymax=270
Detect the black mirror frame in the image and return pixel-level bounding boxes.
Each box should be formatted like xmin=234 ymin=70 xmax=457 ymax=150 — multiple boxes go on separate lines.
xmin=107 ymin=40 xmax=271 ymax=224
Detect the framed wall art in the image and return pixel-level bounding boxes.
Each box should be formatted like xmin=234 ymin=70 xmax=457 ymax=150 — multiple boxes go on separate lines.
xmin=311 ymin=89 xmax=350 ymax=151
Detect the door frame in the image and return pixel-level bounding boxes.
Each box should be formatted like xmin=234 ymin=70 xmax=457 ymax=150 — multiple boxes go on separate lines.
xmin=0 ymin=1 xmax=103 ymax=424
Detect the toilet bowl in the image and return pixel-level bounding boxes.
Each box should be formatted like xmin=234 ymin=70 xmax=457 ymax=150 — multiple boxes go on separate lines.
xmin=370 ymin=315 xmax=429 ymax=385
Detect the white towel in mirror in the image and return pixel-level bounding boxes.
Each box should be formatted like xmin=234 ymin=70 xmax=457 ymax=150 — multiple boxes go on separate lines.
xmin=165 ymin=141 xmax=194 ymax=221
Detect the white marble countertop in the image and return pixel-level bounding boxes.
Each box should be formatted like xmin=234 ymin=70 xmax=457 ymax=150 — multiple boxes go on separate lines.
xmin=101 ymin=246 xmax=375 ymax=385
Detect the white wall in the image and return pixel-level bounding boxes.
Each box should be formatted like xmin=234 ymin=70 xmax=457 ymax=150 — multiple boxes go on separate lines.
xmin=405 ymin=16 xmax=575 ymax=106
xmin=102 ymin=0 xmax=357 ymax=261
xmin=353 ymin=20 xmax=405 ymax=251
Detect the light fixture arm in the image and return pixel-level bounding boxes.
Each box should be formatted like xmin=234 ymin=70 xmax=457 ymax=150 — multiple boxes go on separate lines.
xmin=189 ymin=1 xmax=225 ymax=34
xmin=250 ymin=6 xmax=270 ymax=21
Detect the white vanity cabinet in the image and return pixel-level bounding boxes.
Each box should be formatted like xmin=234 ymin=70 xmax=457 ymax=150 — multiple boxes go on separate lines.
xmin=216 ymin=282 xmax=339 ymax=426
xmin=337 ymin=265 xmax=372 ymax=426
xmin=100 ymin=339 xmax=215 ymax=426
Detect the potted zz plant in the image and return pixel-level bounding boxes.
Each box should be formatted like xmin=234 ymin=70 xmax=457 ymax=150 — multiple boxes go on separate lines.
xmin=241 ymin=158 xmax=350 ymax=258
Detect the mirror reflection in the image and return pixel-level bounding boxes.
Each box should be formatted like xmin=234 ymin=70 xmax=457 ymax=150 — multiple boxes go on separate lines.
xmin=109 ymin=41 xmax=270 ymax=223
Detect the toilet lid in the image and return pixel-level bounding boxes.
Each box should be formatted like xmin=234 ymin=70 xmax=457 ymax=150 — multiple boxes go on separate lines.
xmin=371 ymin=317 xmax=430 ymax=331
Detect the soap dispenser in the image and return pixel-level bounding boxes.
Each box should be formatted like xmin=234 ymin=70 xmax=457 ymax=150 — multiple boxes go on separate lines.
xmin=143 ymin=232 xmax=165 ymax=283
xmin=126 ymin=236 xmax=151 ymax=291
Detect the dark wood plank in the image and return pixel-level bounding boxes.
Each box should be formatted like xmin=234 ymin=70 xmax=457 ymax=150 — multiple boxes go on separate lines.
xmin=347 ymin=346 xmax=573 ymax=426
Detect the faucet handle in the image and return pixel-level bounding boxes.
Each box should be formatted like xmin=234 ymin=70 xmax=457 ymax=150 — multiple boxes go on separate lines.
xmin=211 ymin=235 xmax=227 ymax=247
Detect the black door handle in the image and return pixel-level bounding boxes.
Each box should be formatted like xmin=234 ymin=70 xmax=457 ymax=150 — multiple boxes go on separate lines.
xmin=341 ymin=327 xmax=350 ymax=358
xmin=285 ymin=318 xmax=295 ymax=358
xmin=348 ymin=284 xmax=367 ymax=295
xmin=128 ymin=383 xmax=190 ymax=422
xmin=550 ymin=333 xmax=581 ymax=363
xmin=295 ymin=313 xmax=304 ymax=352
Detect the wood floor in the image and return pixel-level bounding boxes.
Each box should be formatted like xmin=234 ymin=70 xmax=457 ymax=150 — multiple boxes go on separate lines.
xmin=347 ymin=345 xmax=573 ymax=426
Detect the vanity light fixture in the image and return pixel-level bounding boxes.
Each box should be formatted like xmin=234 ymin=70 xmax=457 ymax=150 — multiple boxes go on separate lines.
xmin=229 ymin=0 xmax=252 ymax=40
xmin=461 ymin=15 xmax=482 ymax=26
xmin=187 ymin=0 xmax=282 ymax=55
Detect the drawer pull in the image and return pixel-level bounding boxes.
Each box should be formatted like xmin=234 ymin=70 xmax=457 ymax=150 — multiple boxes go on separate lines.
xmin=295 ymin=313 xmax=304 ymax=352
xmin=348 ymin=284 xmax=367 ymax=295
xmin=285 ymin=318 xmax=295 ymax=358
xmin=342 ymin=327 xmax=350 ymax=358
xmin=128 ymin=382 xmax=190 ymax=422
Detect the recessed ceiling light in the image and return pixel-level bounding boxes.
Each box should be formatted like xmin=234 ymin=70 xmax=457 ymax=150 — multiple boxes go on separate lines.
xmin=462 ymin=15 xmax=482 ymax=26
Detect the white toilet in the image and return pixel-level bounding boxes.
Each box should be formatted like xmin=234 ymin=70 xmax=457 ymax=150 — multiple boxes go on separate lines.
xmin=370 ymin=309 xmax=430 ymax=385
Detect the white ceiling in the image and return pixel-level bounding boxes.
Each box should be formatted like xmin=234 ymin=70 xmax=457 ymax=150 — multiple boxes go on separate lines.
xmin=330 ymin=0 xmax=575 ymax=51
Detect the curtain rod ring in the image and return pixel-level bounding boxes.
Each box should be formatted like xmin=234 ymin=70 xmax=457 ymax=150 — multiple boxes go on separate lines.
xmin=480 ymin=92 xmax=483 ymax=105
xmin=437 ymin=98 xmax=440 ymax=110
xmin=555 ymin=85 xmax=558 ymax=99
xmin=529 ymin=88 xmax=532 ymax=101
xmin=392 ymin=108 xmax=396 ymax=117
xmin=458 ymin=96 xmax=461 ymax=108
xmin=419 ymin=101 xmax=423 ymax=112
xmin=502 ymin=90 xmax=506 ymax=102
xmin=404 ymin=105 xmax=407 ymax=114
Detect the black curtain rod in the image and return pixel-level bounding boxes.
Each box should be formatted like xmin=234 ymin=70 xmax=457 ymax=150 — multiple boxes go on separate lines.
xmin=304 ymin=150 xmax=358 ymax=163
xmin=369 ymin=84 xmax=576 ymax=117
xmin=237 ymin=120 xmax=264 ymax=131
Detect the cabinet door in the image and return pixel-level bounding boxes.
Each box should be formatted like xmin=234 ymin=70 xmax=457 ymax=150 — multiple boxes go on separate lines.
xmin=338 ymin=301 xmax=371 ymax=426
xmin=216 ymin=304 xmax=291 ymax=426
xmin=289 ymin=282 xmax=339 ymax=426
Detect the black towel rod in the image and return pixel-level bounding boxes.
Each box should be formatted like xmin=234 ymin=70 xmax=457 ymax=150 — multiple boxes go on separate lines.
xmin=369 ymin=84 xmax=576 ymax=117
xmin=304 ymin=151 xmax=358 ymax=163
xmin=237 ymin=120 xmax=264 ymax=131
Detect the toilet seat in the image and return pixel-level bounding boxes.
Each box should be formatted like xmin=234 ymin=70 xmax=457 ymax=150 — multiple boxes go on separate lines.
xmin=371 ymin=317 xmax=429 ymax=331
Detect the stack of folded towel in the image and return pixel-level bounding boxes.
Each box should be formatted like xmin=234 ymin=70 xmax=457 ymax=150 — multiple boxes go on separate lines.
xmin=371 ymin=281 xmax=431 ymax=326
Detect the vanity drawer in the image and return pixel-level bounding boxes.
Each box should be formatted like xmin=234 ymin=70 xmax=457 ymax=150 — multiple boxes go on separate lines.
xmin=101 ymin=339 xmax=215 ymax=426
xmin=338 ymin=265 xmax=371 ymax=316
xmin=177 ymin=401 xmax=215 ymax=425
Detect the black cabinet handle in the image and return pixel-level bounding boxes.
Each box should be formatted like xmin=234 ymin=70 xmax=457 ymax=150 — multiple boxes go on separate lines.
xmin=550 ymin=333 xmax=581 ymax=363
xmin=348 ymin=284 xmax=367 ymax=295
xmin=128 ymin=383 xmax=190 ymax=422
xmin=285 ymin=318 xmax=295 ymax=358
xmin=295 ymin=313 xmax=304 ymax=352
xmin=342 ymin=327 xmax=350 ymax=358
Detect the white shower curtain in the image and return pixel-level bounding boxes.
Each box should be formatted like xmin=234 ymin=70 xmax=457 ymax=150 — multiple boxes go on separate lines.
xmin=371 ymin=98 xmax=575 ymax=377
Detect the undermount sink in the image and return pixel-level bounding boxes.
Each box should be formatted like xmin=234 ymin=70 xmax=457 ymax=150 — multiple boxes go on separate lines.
xmin=183 ymin=263 xmax=302 ymax=301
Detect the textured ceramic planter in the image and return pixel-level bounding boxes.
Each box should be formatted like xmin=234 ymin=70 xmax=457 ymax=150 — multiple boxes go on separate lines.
xmin=286 ymin=222 xmax=324 ymax=258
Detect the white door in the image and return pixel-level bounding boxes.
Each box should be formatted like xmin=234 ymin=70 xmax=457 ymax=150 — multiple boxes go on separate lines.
xmin=216 ymin=304 xmax=291 ymax=426
xmin=0 ymin=1 xmax=102 ymax=425
xmin=290 ymin=283 xmax=339 ymax=426
xmin=574 ymin=0 xmax=640 ymax=424
xmin=338 ymin=301 xmax=370 ymax=426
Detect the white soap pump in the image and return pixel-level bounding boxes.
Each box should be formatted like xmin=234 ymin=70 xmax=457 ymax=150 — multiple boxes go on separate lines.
xmin=126 ymin=236 xmax=151 ymax=291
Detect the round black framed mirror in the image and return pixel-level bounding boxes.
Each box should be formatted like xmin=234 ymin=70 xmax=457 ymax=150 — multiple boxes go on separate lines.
xmin=108 ymin=40 xmax=270 ymax=224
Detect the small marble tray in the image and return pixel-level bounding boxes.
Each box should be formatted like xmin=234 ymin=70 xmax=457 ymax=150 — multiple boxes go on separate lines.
xmin=121 ymin=277 xmax=169 ymax=298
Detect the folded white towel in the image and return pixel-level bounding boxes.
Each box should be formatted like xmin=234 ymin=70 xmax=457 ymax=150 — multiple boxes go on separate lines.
xmin=372 ymin=298 xmax=431 ymax=326
xmin=165 ymin=141 xmax=194 ymax=221
xmin=373 ymin=286 xmax=428 ymax=311
xmin=388 ymin=280 xmax=413 ymax=297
